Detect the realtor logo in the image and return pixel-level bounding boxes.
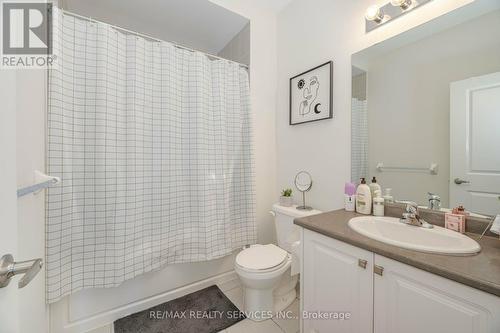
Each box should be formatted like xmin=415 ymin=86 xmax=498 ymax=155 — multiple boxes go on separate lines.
xmin=2 ymin=1 xmax=54 ymax=68
xmin=3 ymin=2 xmax=52 ymax=54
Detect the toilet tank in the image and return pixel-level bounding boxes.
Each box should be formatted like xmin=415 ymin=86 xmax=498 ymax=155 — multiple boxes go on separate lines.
xmin=272 ymin=204 xmax=322 ymax=252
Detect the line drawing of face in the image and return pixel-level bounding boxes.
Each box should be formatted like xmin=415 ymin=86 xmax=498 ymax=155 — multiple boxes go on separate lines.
xmin=298 ymin=76 xmax=320 ymax=116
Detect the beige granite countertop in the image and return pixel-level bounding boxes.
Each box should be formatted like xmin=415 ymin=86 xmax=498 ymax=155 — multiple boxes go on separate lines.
xmin=294 ymin=209 xmax=500 ymax=297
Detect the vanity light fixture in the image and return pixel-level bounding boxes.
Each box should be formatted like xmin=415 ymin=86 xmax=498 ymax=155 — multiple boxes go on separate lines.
xmin=365 ymin=5 xmax=384 ymax=23
xmin=365 ymin=0 xmax=432 ymax=33
xmin=391 ymin=0 xmax=412 ymax=10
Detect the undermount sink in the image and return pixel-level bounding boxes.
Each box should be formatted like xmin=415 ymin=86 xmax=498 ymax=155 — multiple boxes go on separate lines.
xmin=348 ymin=216 xmax=481 ymax=255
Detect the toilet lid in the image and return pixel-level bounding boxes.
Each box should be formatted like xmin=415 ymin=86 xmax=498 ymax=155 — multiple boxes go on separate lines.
xmin=236 ymin=244 xmax=288 ymax=270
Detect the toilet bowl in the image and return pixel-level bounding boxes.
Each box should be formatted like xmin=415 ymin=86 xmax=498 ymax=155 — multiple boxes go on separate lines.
xmin=235 ymin=244 xmax=294 ymax=321
xmin=234 ymin=204 xmax=321 ymax=321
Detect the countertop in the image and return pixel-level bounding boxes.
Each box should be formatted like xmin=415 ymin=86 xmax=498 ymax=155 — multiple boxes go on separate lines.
xmin=294 ymin=209 xmax=500 ymax=297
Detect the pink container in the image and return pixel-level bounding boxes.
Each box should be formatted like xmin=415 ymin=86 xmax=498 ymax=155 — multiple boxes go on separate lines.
xmin=445 ymin=213 xmax=466 ymax=233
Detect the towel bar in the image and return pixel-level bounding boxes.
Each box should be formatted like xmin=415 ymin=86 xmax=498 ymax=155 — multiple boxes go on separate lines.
xmin=17 ymin=170 xmax=61 ymax=198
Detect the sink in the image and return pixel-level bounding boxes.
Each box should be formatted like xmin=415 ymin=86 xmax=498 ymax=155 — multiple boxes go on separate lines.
xmin=348 ymin=216 xmax=481 ymax=255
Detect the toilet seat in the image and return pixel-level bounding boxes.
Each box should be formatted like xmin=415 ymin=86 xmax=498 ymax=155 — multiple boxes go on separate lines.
xmin=236 ymin=244 xmax=288 ymax=273
xmin=236 ymin=256 xmax=290 ymax=274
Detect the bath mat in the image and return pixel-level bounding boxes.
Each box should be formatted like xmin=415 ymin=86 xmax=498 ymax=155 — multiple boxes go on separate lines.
xmin=114 ymin=285 xmax=245 ymax=333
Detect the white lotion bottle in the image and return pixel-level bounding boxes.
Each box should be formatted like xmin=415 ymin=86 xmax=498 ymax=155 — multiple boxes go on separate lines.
xmin=369 ymin=177 xmax=381 ymax=198
xmin=356 ymin=178 xmax=372 ymax=215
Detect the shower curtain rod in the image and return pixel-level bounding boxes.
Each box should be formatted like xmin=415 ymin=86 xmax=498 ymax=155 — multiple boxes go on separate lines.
xmin=60 ymin=9 xmax=249 ymax=69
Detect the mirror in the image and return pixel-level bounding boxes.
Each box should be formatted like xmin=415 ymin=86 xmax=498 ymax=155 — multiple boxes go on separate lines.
xmin=295 ymin=171 xmax=313 ymax=211
xmin=351 ymin=6 xmax=500 ymax=215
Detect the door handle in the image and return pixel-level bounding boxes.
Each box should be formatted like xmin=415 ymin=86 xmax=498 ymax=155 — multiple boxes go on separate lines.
xmin=0 ymin=254 xmax=43 ymax=288
xmin=454 ymin=178 xmax=470 ymax=185
xmin=358 ymin=259 xmax=368 ymax=269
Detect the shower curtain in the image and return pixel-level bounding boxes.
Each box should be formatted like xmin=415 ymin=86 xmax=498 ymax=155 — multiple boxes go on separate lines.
xmin=351 ymin=98 xmax=368 ymax=182
xmin=46 ymin=8 xmax=255 ymax=303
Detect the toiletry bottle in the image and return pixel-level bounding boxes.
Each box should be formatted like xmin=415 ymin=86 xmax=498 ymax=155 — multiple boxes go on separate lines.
xmin=356 ymin=178 xmax=372 ymax=215
xmin=446 ymin=205 xmax=469 ymax=233
xmin=369 ymin=177 xmax=382 ymax=198
xmin=344 ymin=182 xmax=356 ymax=212
xmin=382 ymin=188 xmax=394 ymax=203
xmin=373 ymin=190 xmax=384 ymax=217
xmin=445 ymin=212 xmax=466 ymax=233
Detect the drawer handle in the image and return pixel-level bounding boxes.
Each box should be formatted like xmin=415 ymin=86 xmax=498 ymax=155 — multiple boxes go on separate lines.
xmin=358 ymin=259 xmax=368 ymax=269
xmin=374 ymin=265 xmax=384 ymax=276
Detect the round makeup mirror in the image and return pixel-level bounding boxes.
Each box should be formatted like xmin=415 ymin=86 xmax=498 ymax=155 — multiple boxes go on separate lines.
xmin=294 ymin=171 xmax=313 ymax=211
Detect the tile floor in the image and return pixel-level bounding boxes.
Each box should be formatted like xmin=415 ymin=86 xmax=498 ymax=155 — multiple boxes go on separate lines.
xmin=219 ymin=285 xmax=300 ymax=333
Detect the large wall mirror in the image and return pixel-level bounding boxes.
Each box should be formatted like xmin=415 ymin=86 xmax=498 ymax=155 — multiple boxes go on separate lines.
xmin=351 ymin=3 xmax=500 ymax=215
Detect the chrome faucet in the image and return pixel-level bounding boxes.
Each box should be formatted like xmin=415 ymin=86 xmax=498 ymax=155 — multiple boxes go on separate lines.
xmin=397 ymin=201 xmax=434 ymax=229
xmin=428 ymin=192 xmax=441 ymax=211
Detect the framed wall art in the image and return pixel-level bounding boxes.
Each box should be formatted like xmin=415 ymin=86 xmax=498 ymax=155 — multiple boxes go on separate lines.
xmin=289 ymin=61 xmax=333 ymax=125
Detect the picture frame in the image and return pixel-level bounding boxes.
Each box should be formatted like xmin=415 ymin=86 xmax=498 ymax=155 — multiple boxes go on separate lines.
xmin=289 ymin=61 xmax=333 ymax=125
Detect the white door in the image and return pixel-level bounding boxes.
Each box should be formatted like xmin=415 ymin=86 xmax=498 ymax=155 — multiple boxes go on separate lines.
xmin=302 ymin=229 xmax=373 ymax=333
xmin=0 ymin=68 xmax=20 ymax=333
xmin=374 ymin=255 xmax=500 ymax=333
xmin=450 ymin=72 xmax=500 ymax=215
xmin=1 ymin=68 xmax=48 ymax=333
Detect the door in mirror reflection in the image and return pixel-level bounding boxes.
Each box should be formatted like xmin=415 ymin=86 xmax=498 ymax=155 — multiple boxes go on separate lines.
xmin=450 ymin=72 xmax=500 ymax=216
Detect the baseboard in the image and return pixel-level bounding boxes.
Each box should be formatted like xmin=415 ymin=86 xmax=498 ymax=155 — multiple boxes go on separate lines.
xmin=51 ymin=270 xmax=240 ymax=333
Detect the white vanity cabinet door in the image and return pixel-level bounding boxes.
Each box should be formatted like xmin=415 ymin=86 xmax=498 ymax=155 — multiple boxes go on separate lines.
xmin=374 ymin=255 xmax=500 ymax=333
xmin=302 ymin=229 xmax=373 ymax=333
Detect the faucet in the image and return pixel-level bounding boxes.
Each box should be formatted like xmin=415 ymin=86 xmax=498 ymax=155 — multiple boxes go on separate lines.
xmin=428 ymin=192 xmax=441 ymax=211
xmin=397 ymin=201 xmax=434 ymax=229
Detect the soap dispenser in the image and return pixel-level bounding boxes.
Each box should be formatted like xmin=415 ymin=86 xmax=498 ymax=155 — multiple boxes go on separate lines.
xmin=369 ymin=177 xmax=381 ymax=198
xmin=356 ymin=178 xmax=372 ymax=215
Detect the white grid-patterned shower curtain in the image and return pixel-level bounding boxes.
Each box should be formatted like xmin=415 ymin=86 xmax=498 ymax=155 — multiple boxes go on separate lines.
xmin=351 ymin=98 xmax=368 ymax=182
xmin=46 ymin=8 xmax=255 ymax=303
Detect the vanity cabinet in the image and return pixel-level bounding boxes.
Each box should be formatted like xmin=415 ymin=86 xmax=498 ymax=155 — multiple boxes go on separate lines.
xmin=301 ymin=229 xmax=500 ymax=333
xmin=302 ymin=229 xmax=373 ymax=333
xmin=373 ymin=254 xmax=500 ymax=333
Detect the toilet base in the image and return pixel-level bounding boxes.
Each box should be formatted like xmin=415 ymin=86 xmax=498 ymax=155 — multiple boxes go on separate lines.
xmin=273 ymin=271 xmax=298 ymax=312
xmin=243 ymin=288 xmax=275 ymax=321
xmin=274 ymin=287 xmax=296 ymax=313
xmin=242 ymin=269 xmax=299 ymax=322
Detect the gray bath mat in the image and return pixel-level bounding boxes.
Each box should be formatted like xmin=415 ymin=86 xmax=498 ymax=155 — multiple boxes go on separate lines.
xmin=114 ymin=285 xmax=245 ymax=333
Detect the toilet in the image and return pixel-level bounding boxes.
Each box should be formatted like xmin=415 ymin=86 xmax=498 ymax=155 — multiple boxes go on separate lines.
xmin=234 ymin=204 xmax=321 ymax=321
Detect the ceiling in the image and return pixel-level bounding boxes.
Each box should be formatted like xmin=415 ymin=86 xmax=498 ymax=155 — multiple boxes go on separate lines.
xmin=63 ymin=0 xmax=250 ymax=55
xmin=250 ymin=0 xmax=294 ymax=13
xmin=208 ymin=0 xmax=294 ymax=14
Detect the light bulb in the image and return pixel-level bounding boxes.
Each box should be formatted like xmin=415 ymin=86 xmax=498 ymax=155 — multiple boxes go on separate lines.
xmin=391 ymin=0 xmax=412 ymax=10
xmin=365 ymin=5 xmax=384 ymax=23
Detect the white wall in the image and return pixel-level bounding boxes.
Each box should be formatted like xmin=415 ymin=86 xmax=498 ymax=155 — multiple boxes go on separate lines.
xmin=275 ymin=0 xmax=482 ymax=212
xmin=218 ymin=23 xmax=251 ymax=66
xmin=47 ymin=1 xmax=278 ymax=332
xmin=364 ymin=10 xmax=500 ymax=206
